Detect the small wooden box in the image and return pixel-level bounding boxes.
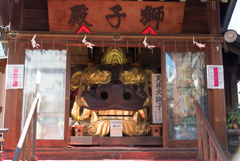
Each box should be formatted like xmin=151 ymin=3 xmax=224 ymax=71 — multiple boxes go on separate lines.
xmin=74 ymin=125 xmax=85 ymax=136
xmin=150 ymin=125 xmax=162 ymax=136
xmin=69 ymin=126 xmax=74 ymax=136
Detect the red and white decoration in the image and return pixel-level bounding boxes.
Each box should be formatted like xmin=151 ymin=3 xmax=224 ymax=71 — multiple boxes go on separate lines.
xmin=31 ymin=34 xmax=40 ymax=49
xmin=82 ymin=35 xmax=94 ymax=49
xmin=143 ymin=36 xmax=155 ymax=49
xmin=193 ymin=36 xmax=205 ymax=48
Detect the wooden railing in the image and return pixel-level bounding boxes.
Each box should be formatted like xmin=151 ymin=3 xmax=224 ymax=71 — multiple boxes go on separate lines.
xmin=12 ymin=98 xmax=39 ymax=161
xmin=194 ymin=100 xmax=228 ymax=161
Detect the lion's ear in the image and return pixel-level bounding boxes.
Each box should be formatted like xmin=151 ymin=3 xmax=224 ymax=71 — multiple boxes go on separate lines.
xmin=70 ymin=65 xmax=87 ymax=92
xmin=141 ymin=66 xmax=159 ymax=90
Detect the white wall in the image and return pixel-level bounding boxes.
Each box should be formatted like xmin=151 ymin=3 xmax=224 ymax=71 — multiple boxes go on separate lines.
xmin=0 ymin=71 xmax=5 ymax=128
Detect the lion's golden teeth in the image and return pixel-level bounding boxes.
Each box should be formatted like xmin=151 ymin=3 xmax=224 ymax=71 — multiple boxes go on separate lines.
xmin=116 ymin=110 xmax=123 ymax=115
xmin=90 ymin=111 xmax=99 ymax=123
xmin=108 ymin=110 xmax=115 ymax=115
xmin=123 ymin=110 xmax=130 ymax=115
xmin=138 ymin=108 xmax=148 ymax=120
xmin=132 ymin=112 xmax=141 ymax=123
xmin=82 ymin=108 xmax=91 ymax=119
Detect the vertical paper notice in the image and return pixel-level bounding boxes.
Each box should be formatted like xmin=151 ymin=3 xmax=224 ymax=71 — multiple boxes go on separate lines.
xmin=207 ymin=65 xmax=224 ymax=89
xmin=6 ymin=65 xmax=24 ymax=89
xmin=110 ymin=120 xmax=122 ymax=137
xmin=151 ymin=74 xmax=162 ymax=123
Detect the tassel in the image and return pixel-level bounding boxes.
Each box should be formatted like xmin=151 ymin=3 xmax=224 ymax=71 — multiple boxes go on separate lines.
xmin=139 ymin=37 xmax=141 ymax=54
xmin=66 ymin=35 xmax=68 ymax=50
xmin=79 ymin=36 xmax=81 ymax=52
xmin=28 ymin=35 xmax=30 ymax=50
xmin=127 ymin=36 xmax=129 ymax=53
xmin=162 ymin=38 xmax=165 ymax=53
xmin=14 ymin=36 xmax=17 ymax=53
xmin=151 ymin=37 xmax=153 ymax=54
xmin=223 ymin=41 xmax=228 ymax=53
xmin=41 ymin=35 xmax=43 ymax=51
xmin=175 ymin=37 xmax=177 ymax=53
xmin=53 ymin=36 xmax=55 ymax=50
xmin=102 ymin=37 xmax=104 ymax=52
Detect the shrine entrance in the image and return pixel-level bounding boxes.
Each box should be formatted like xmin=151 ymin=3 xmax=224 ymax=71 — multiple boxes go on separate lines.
xmin=68 ymin=47 xmax=163 ymax=146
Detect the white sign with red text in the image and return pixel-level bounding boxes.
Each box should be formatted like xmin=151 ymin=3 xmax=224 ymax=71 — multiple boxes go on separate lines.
xmin=207 ymin=65 xmax=224 ymax=89
xmin=6 ymin=65 xmax=24 ymax=89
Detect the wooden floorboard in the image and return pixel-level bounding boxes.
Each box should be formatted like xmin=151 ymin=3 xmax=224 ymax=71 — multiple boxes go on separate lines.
xmin=3 ymin=148 xmax=231 ymax=160
xmin=69 ymin=136 xmax=163 ymax=146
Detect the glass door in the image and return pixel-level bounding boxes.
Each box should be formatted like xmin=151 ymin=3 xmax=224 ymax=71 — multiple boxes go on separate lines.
xmin=22 ymin=46 xmax=70 ymax=147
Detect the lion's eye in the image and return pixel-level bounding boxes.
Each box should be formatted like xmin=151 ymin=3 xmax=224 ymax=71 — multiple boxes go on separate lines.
xmin=100 ymin=91 xmax=108 ymax=100
xmin=123 ymin=92 xmax=131 ymax=100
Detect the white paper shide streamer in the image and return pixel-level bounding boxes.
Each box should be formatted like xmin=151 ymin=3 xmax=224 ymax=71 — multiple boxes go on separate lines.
xmin=143 ymin=36 xmax=155 ymax=49
xmin=193 ymin=36 xmax=205 ymax=48
xmin=82 ymin=35 xmax=94 ymax=49
xmin=31 ymin=34 xmax=40 ymax=49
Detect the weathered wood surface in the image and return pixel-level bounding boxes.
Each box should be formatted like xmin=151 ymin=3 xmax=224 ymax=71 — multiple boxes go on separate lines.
xmin=194 ymin=100 xmax=228 ymax=161
xmin=0 ymin=59 xmax=7 ymax=68
xmin=161 ymin=49 xmax=168 ymax=148
xmin=69 ymin=136 xmax=163 ymax=145
xmin=207 ymin=0 xmax=228 ymax=150
xmin=47 ymin=0 xmax=185 ymax=34
xmin=64 ymin=45 xmax=71 ymax=147
xmin=3 ymin=39 xmax=23 ymax=150
xmin=14 ymin=0 xmax=209 ymax=34
xmin=0 ymin=0 xmax=10 ymax=26
xmin=3 ymin=146 xmax=231 ymax=160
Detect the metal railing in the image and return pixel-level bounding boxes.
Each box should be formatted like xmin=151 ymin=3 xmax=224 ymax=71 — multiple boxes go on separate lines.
xmin=0 ymin=128 xmax=9 ymax=146
xmin=12 ymin=98 xmax=38 ymax=161
xmin=194 ymin=100 xmax=228 ymax=161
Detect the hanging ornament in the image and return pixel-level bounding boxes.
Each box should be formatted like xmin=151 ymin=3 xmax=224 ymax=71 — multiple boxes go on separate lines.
xmin=28 ymin=35 xmax=30 ymax=50
xmin=127 ymin=36 xmax=128 ymax=53
xmin=76 ymin=24 xmax=92 ymax=34
xmin=31 ymin=34 xmax=40 ymax=49
xmin=102 ymin=37 xmax=104 ymax=52
xmin=143 ymin=36 xmax=155 ymax=49
xmin=162 ymin=38 xmax=165 ymax=53
xmin=174 ymin=37 xmax=177 ymax=53
xmin=193 ymin=36 xmax=205 ymax=48
xmin=53 ymin=36 xmax=55 ymax=50
xmin=141 ymin=26 xmax=157 ymax=35
xmin=82 ymin=34 xmax=94 ymax=49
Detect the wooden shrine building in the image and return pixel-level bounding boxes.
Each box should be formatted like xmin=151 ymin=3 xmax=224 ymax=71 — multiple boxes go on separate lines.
xmin=0 ymin=0 xmax=239 ymax=160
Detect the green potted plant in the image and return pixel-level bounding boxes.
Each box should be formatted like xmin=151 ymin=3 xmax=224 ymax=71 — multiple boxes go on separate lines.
xmin=227 ymin=103 xmax=240 ymax=129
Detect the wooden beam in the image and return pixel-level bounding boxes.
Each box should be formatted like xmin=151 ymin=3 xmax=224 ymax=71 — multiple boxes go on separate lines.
xmin=10 ymin=0 xmax=24 ymax=30
xmin=0 ymin=59 xmax=7 ymax=68
xmin=2 ymin=39 xmax=23 ymax=150
xmin=226 ymin=43 xmax=240 ymax=56
xmin=208 ymin=0 xmax=228 ymax=150
xmin=0 ymin=68 xmax=5 ymax=74
xmin=69 ymin=136 xmax=163 ymax=145
xmin=0 ymin=0 xmax=10 ymax=26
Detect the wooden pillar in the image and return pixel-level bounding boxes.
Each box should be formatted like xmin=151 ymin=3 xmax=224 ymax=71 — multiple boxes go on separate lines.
xmin=207 ymin=0 xmax=228 ymax=150
xmin=3 ymin=39 xmax=24 ymax=150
